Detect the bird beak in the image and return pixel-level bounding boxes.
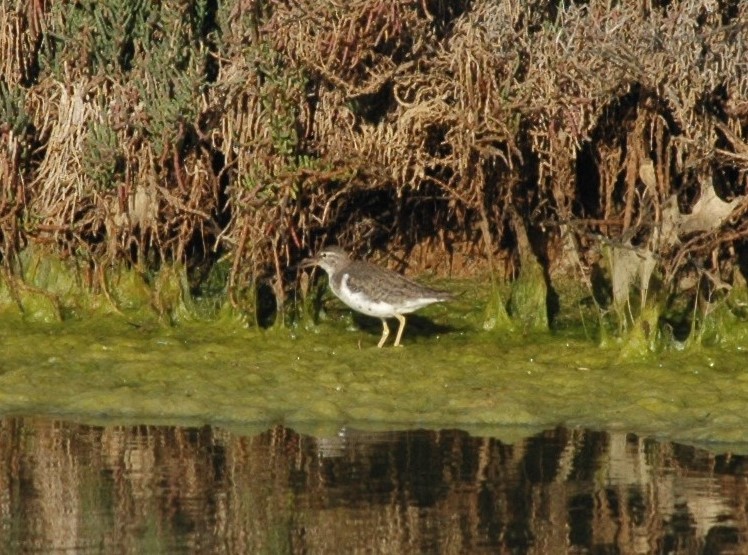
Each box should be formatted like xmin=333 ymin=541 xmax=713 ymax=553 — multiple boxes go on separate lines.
xmin=297 ymin=255 xmax=319 ymax=270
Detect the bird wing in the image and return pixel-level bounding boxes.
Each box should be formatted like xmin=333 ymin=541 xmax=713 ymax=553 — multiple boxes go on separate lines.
xmin=345 ymin=262 xmax=452 ymax=303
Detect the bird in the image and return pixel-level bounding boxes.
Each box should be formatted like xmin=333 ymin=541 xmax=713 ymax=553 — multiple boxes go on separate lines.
xmin=299 ymin=245 xmax=452 ymax=347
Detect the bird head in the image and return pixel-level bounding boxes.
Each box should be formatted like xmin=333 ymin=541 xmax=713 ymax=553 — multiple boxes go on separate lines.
xmin=298 ymin=245 xmax=350 ymax=274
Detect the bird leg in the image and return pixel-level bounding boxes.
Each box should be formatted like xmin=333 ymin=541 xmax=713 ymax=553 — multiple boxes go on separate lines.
xmin=377 ymin=318 xmax=390 ymax=348
xmin=393 ymin=314 xmax=407 ymax=347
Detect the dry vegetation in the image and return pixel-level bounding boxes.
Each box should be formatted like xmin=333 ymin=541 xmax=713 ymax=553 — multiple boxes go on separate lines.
xmin=1 ymin=0 xmax=747 ymax=342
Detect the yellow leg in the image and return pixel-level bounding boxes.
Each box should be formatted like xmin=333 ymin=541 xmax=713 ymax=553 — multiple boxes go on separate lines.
xmin=377 ymin=318 xmax=390 ymax=348
xmin=393 ymin=314 xmax=407 ymax=347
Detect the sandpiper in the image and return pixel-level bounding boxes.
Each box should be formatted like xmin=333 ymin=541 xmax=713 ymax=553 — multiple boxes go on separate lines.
xmin=299 ymin=246 xmax=452 ymax=347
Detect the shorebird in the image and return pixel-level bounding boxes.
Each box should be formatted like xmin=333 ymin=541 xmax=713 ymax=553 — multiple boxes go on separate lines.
xmin=299 ymin=246 xmax=452 ymax=347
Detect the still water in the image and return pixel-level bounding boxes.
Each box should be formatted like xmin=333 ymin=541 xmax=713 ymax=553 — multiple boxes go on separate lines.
xmin=0 ymin=417 xmax=746 ymax=554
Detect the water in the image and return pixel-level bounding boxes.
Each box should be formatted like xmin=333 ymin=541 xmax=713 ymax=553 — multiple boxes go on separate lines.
xmin=1 ymin=417 xmax=746 ymax=554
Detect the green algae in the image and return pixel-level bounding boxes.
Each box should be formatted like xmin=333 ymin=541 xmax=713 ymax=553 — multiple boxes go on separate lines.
xmin=508 ymin=246 xmax=549 ymax=333
xmin=1 ymin=296 xmax=747 ymax=452
xmin=0 ymin=248 xmax=230 ymax=325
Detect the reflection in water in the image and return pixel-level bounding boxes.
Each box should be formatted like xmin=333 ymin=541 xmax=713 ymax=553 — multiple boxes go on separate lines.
xmin=0 ymin=418 xmax=746 ymax=553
